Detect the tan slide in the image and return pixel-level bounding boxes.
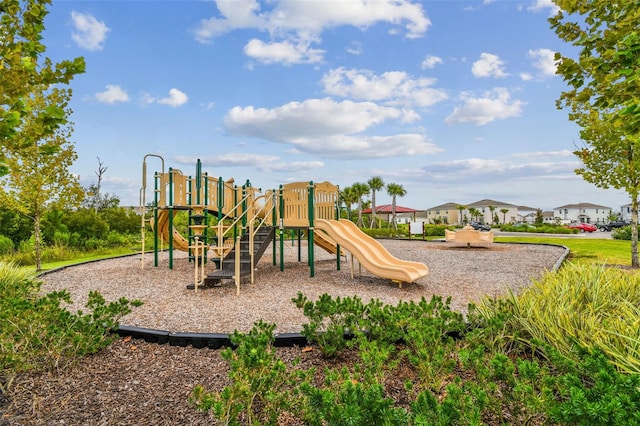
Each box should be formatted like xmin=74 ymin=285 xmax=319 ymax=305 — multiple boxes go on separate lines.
xmin=315 ymin=219 xmax=428 ymax=284
xmin=152 ymin=209 xmax=191 ymax=252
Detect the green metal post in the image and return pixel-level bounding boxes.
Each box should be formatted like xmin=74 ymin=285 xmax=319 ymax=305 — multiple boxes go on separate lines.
xmin=168 ymin=168 xmax=174 ymax=269
xmin=154 ymin=172 xmax=159 ymax=267
xmin=308 ymin=181 xmax=315 ymax=277
xmin=272 ymin=190 xmax=277 ymax=266
xmin=279 ymin=185 xmax=284 ymax=271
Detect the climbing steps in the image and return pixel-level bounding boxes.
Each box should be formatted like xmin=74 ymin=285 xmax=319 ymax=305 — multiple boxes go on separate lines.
xmin=204 ymin=226 xmax=275 ymax=286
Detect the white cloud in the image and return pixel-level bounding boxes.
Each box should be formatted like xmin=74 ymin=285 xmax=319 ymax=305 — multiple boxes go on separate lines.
xmin=244 ymin=39 xmax=324 ymax=64
xmin=175 ymin=153 xmax=280 ymax=167
xmin=520 ymin=72 xmax=533 ymax=81
xmin=157 ymin=88 xmax=189 ymax=107
xmin=322 ymin=67 xmax=448 ymax=108
xmin=223 ymin=98 xmax=440 ymax=158
xmin=423 ymin=155 xmax=578 ymax=185
xmin=346 ymin=41 xmax=363 ymax=55
xmin=421 ymin=55 xmax=443 ymax=69
xmin=194 ymin=0 xmax=430 ymax=64
xmin=94 ymin=85 xmax=129 ymax=104
xmin=445 ymin=88 xmax=525 ymax=125
xmin=472 ymin=53 xmax=508 ymax=78
xmin=258 ymin=160 xmax=325 ymax=173
xmin=70 ymin=11 xmax=110 ymax=51
xmin=528 ymin=0 xmax=560 ymax=15
xmin=528 ymin=48 xmax=558 ymax=77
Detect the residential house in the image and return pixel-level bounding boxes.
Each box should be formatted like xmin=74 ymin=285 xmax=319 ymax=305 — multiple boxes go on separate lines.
xmin=516 ymin=205 xmax=539 ymax=224
xmin=554 ymin=202 xmax=612 ymax=224
xmin=424 ymin=202 xmax=460 ymax=225
xmin=619 ymin=203 xmax=637 ymax=223
xmin=466 ymin=199 xmax=518 ymax=225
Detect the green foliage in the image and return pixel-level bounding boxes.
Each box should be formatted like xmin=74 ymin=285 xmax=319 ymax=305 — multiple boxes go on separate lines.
xmin=0 ymin=261 xmax=140 ymax=392
xmin=292 ymin=292 xmax=366 ymax=357
xmin=189 ymin=320 xmax=306 ymax=425
xmin=0 ymin=205 xmax=32 ymax=245
xmin=300 ymin=370 xmax=409 ymax=426
xmin=100 ymin=207 xmax=140 ymax=234
xmin=474 ymin=263 xmax=640 ymax=374
xmin=63 ymin=208 xmax=110 ymax=244
xmin=547 ymin=349 xmax=640 ymax=425
xmin=0 ymin=235 xmax=13 ymax=255
xmin=500 ymin=224 xmax=575 ymax=234
xmin=0 ymin=0 xmax=85 ymax=170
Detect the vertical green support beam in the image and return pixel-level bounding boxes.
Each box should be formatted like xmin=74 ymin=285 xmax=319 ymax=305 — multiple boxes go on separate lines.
xmin=279 ymin=185 xmax=285 ymax=271
xmin=297 ymin=229 xmax=301 ymax=262
xmin=187 ymin=176 xmax=193 ymax=263
xmin=196 ymin=159 xmax=202 ymax=205
xmin=272 ymin=190 xmax=277 ymax=266
xmin=153 ymin=172 xmax=159 ymax=267
xmin=217 ymin=177 xmax=224 ymax=220
xmin=168 ymin=168 xmax=174 ymax=269
xmin=308 ymin=180 xmax=315 ymax=277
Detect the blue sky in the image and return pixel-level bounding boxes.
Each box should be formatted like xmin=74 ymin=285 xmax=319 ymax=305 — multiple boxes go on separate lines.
xmin=42 ymin=0 xmax=629 ymax=211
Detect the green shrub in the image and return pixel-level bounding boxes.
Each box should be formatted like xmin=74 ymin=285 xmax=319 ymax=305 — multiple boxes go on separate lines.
xmin=190 ymin=320 xmax=306 ymax=425
xmin=0 ymin=235 xmax=13 ymax=255
xmin=611 ymin=225 xmax=640 ymax=240
xmin=105 ymin=231 xmax=131 ymax=248
xmin=0 ymin=261 xmax=141 ymax=392
xmin=474 ymin=263 xmax=640 ymax=374
xmin=547 ymin=348 xmax=640 ymax=425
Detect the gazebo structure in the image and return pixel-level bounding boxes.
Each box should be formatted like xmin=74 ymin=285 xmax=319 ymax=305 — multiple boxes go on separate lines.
xmin=362 ymin=204 xmax=420 ymax=223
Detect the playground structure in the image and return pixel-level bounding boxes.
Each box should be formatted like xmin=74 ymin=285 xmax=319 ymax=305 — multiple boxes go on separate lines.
xmin=140 ymin=156 xmax=429 ymax=294
xmin=444 ymin=226 xmax=494 ymax=248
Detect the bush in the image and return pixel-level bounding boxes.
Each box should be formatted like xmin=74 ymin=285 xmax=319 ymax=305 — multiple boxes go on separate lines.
xmin=105 ymin=232 xmax=131 ymax=248
xmin=474 ymin=263 xmax=640 ymax=374
xmin=0 ymin=235 xmax=13 ymax=255
xmin=0 ymin=261 xmax=141 ymax=392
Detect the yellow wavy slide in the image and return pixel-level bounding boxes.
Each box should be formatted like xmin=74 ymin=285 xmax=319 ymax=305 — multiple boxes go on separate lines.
xmin=315 ymin=219 xmax=429 ymax=284
xmin=152 ymin=209 xmax=191 ymax=252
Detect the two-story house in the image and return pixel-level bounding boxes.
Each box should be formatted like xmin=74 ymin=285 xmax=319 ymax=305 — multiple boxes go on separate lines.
xmin=466 ymin=199 xmax=518 ymax=225
xmin=554 ymin=202 xmax=612 ymax=225
xmin=424 ymin=202 xmax=460 ymax=225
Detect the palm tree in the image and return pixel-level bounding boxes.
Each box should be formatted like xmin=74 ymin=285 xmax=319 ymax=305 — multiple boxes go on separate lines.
xmin=386 ymin=182 xmax=406 ymax=229
xmin=351 ymin=182 xmax=370 ymax=226
xmin=457 ymin=205 xmax=467 ymax=225
xmin=488 ymin=205 xmax=496 ymax=225
xmin=468 ymin=207 xmax=481 ymax=222
xmin=500 ymin=208 xmax=509 ymax=224
xmin=367 ymin=176 xmax=384 ymax=228
xmin=339 ymin=186 xmax=358 ymax=220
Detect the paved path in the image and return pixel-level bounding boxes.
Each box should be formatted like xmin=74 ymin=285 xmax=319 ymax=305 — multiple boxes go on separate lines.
xmin=496 ymin=230 xmax=613 ymax=239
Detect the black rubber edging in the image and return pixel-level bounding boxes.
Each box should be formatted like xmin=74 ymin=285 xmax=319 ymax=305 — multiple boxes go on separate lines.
xmin=115 ymin=325 xmax=309 ymax=349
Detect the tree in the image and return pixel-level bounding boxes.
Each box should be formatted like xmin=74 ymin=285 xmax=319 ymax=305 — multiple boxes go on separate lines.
xmin=386 ymin=183 xmax=406 ymax=230
xmin=350 ymin=182 xmax=369 ymax=227
xmin=550 ymin=1 xmax=640 ymax=267
xmin=367 ymin=176 xmax=384 ymax=228
xmin=0 ymin=87 xmax=84 ymax=270
xmin=457 ymin=205 xmax=467 ymax=225
xmin=468 ymin=207 xmax=481 ymax=222
xmin=1 ymin=0 xmax=85 ymax=175
xmin=339 ymin=186 xmax=358 ymax=220
xmin=535 ymin=209 xmax=544 ymax=226
xmin=500 ymin=208 xmax=509 ymax=224
xmin=488 ymin=205 xmax=496 ymax=225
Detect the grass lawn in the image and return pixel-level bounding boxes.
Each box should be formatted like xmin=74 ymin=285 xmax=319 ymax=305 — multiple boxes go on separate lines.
xmin=495 ymin=236 xmax=632 ymax=266
xmin=10 ymin=236 xmax=637 ymax=272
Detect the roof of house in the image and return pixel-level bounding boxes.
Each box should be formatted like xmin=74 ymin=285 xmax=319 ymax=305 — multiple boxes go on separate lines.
xmin=466 ymin=199 xmax=517 ymax=208
xmin=554 ymin=202 xmax=611 ymax=209
xmin=426 ymin=202 xmax=460 ymax=210
xmin=362 ymin=204 xmax=419 ymax=214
